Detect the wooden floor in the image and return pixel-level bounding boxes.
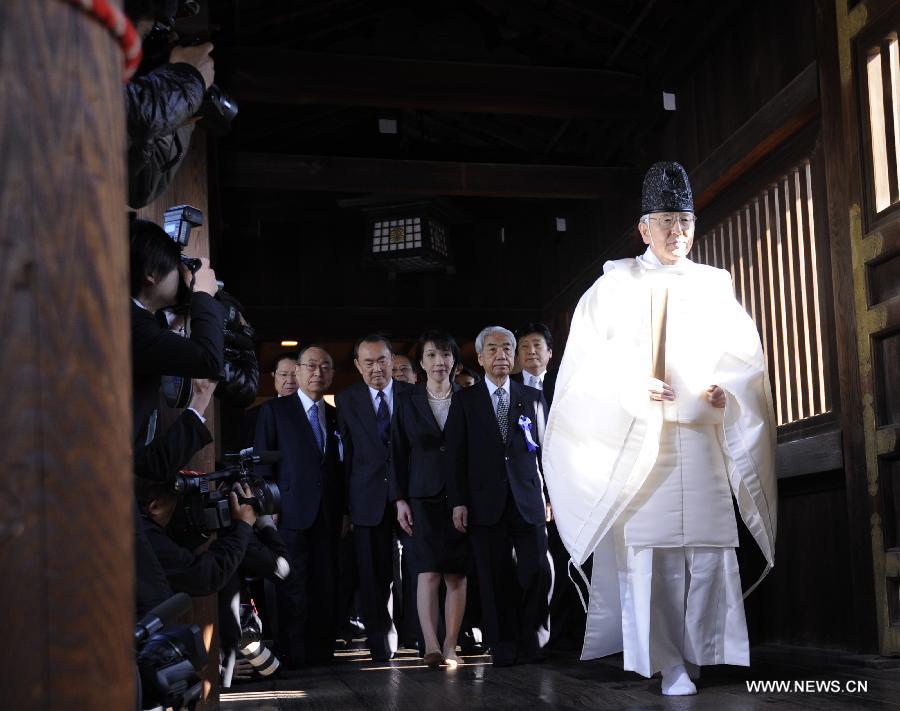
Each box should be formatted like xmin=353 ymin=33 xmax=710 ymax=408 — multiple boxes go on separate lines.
xmin=220 ymin=642 xmax=900 ymax=710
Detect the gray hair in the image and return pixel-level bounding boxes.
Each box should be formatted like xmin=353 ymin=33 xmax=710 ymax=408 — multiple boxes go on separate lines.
xmin=475 ymin=326 xmax=516 ymax=354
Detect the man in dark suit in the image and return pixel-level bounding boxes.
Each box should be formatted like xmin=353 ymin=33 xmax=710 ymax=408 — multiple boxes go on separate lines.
xmin=254 ymin=345 xmax=345 ymax=667
xmin=511 ymin=322 xmax=557 ymax=407
xmin=513 ymin=322 xmax=585 ymax=650
xmin=241 ymin=351 xmax=298 ymax=447
xmin=447 ymin=326 xmax=551 ymax=667
xmin=336 ymin=334 xmax=414 ymax=661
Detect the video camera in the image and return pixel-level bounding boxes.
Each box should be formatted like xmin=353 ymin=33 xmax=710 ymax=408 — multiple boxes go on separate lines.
xmin=135 ymin=592 xmax=207 ymax=711
xmin=141 ymin=1 xmax=238 ymax=135
xmin=172 ymin=448 xmax=281 ymax=536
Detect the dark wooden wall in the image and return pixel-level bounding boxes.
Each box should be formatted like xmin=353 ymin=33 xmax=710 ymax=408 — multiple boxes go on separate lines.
xmin=0 ymin=1 xmax=134 ymax=708
xmin=659 ymin=0 xmax=817 ymax=173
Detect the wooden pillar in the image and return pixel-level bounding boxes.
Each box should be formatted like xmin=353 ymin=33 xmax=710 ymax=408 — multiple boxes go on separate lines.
xmin=815 ymin=0 xmax=897 ymax=654
xmin=0 ymin=1 xmax=134 ymax=708
xmin=137 ymin=132 xmax=221 ymax=708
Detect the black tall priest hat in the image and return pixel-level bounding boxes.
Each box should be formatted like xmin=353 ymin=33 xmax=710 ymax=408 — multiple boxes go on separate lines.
xmin=641 ymin=161 xmax=694 ymax=214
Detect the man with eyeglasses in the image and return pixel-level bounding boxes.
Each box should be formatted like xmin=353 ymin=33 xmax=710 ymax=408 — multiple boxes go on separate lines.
xmin=392 ymin=354 xmax=418 ymax=384
xmin=243 ymin=352 xmax=298 ymax=446
xmin=336 ymin=335 xmax=415 ymax=661
xmin=254 ymin=345 xmax=345 ymax=668
xmin=544 ymin=161 xmax=776 ymax=695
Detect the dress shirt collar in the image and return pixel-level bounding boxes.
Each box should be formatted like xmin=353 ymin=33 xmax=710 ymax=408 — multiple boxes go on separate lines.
xmin=485 ymin=375 xmax=511 ymax=398
xmin=296 ymin=388 xmax=323 ymax=414
xmin=521 ymin=369 xmax=547 ymax=385
xmin=368 ymin=378 xmax=395 ymax=411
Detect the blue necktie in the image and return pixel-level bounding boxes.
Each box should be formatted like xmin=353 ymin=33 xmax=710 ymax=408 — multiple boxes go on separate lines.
xmin=376 ymin=391 xmax=390 ymax=444
xmin=308 ymin=402 xmax=325 ymax=452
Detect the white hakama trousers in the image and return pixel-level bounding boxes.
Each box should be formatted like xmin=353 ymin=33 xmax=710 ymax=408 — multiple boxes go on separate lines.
xmin=615 ymin=545 xmax=748 ymax=678
xmin=581 ymin=422 xmax=750 ymax=677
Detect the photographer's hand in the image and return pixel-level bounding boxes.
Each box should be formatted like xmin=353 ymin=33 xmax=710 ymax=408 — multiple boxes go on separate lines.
xmin=189 ymin=378 xmax=218 ymax=416
xmin=230 ymin=483 xmax=258 ymax=527
xmin=180 ymin=257 xmax=219 ymax=296
xmin=170 ymin=42 xmax=215 ymax=90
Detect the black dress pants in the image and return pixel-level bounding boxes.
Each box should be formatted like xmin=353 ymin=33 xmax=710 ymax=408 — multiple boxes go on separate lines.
xmin=353 ymin=504 xmax=396 ymax=660
xmin=469 ymin=494 xmax=550 ymax=665
xmin=278 ymin=507 xmax=338 ymax=666
xmin=545 ymin=520 xmax=588 ymax=649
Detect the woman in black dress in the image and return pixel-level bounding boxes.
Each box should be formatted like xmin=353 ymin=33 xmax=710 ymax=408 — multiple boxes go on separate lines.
xmin=391 ymin=330 xmax=468 ymax=668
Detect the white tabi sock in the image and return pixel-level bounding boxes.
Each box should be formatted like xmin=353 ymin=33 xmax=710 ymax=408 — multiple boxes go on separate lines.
xmin=661 ymin=664 xmax=698 ymax=696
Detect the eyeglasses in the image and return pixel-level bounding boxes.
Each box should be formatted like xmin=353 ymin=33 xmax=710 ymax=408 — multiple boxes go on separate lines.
xmin=649 ymin=214 xmax=696 ymax=230
xmin=299 ymin=362 xmax=333 ymax=374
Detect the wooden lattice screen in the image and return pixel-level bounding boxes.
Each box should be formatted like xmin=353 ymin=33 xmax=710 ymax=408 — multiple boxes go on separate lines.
xmin=693 ymin=158 xmax=831 ymax=425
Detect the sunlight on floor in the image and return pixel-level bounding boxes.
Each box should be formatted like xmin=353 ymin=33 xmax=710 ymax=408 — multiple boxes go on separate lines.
xmin=222 ymin=690 xmax=308 ymax=702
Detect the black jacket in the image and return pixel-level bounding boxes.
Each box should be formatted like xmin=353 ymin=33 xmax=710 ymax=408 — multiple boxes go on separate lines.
xmin=126 ymin=62 xmax=205 ymax=208
xmin=239 ymin=525 xmax=291 ymax=580
xmin=445 ymin=379 xmax=546 ymax=527
xmin=336 ymin=380 xmax=415 ymax=526
xmin=390 ymin=384 xmax=460 ymax=501
xmin=131 ymin=293 xmax=225 ymax=446
xmin=135 ymin=409 xmax=212 ymax=482
xmin=142 ymin=516 xmax=252 ymax=596
xmin=253 ymin=395 xmax=344 ymax=532
xmin=511 ymin=370 xmax=557 ymax=409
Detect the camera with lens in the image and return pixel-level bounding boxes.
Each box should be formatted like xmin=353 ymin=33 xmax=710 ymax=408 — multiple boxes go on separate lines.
xmin=172 ymin=448 xmax=281 ymax=536
xmin=160 ymin=204 xmax=260 ymax=409
xmin=135 ymin=592 xmax=207 ymax=711
xmin=140 ymin=0 xmax=238 ymax=135
xmin=237 ymin=603 xmax=280 ymax=679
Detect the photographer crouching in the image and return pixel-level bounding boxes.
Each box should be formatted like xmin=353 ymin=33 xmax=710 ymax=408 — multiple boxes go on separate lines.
xmin=136 ymin=413 xmax=257 ymax=600
xmin=137 ymin=440 xmax=291 ymax=681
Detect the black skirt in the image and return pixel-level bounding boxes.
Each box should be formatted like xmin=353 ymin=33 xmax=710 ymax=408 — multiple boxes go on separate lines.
xmin=408 ymin=493 xmax=468 ymax=575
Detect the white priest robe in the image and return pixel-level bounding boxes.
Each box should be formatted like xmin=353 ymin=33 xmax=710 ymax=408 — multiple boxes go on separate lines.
xmin=543 ymin=249 xmax=777 ymax=677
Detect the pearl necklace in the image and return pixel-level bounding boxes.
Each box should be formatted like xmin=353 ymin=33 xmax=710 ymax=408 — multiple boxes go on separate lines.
xmin=426 ymin=385 xmax=453 ymax=400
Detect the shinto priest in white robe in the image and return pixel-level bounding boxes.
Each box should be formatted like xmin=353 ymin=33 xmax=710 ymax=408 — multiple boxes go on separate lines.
xmin=542 ymin=247 xmax=777 ymax=678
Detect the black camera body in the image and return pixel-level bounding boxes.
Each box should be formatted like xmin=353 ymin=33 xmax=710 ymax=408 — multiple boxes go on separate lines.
xmin=140 ymin=2 xmax=238 ymax=136
xmin=137 ymin=624 xmax=207 ymax=710
xmin=134 ymin=592 xmax=207 ymax=711
xmin=172 ymin=449 xmax=281 ymax=536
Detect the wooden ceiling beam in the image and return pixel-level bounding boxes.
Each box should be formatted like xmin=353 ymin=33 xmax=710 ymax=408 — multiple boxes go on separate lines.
xmin=244 ymin=305 xmax=541 ymax=341
xmin=225 ymin=49 xmax=657 ymax=118
xmin=222 ymin=152 xmax=637 ymax=199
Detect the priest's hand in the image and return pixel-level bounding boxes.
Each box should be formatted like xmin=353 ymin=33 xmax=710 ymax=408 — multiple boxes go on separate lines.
xmin=452 ymin=505 xmax=468 ymax=533
xmin=706 ymin=385 xmax=726 ymax=408
xmin=396 ymin=499 xmax=413 ymax=536
xmin=545 ymin=502 xmax=553 ymax=523
xmin=648 ymin=378 xmax=675 ymax=402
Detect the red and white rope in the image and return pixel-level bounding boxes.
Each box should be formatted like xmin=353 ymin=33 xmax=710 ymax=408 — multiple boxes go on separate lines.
xmin=61 ymin=0 xmax=143 ymax=81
